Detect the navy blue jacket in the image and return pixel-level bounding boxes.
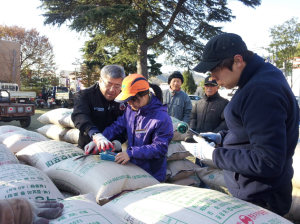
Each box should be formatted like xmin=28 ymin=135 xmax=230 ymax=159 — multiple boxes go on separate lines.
xmin=214 ymin=54 xmax=299 ymax=200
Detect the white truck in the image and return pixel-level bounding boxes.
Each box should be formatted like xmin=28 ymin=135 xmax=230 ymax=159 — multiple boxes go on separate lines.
xmin=0 ymin=83 xmax=36 ymax=104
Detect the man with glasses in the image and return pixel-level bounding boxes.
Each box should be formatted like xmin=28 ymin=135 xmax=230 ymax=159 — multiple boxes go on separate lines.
xmin=191 ymin=33 xmax=298 ymax=216
xmin=72 ymin=64 xmax=127 ymax=151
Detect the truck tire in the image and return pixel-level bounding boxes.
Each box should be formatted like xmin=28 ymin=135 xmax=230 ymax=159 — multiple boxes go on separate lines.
xmin=19 ymin=116 xmax=31 ymax=128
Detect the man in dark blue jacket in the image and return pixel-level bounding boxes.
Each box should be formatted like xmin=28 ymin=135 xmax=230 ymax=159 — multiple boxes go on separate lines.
xmin=192 ymin=33 xmax=299 ymax=216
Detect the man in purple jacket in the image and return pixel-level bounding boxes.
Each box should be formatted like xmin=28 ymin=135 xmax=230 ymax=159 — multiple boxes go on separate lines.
xmin=192 ymin=33 xmax=299 ymax=216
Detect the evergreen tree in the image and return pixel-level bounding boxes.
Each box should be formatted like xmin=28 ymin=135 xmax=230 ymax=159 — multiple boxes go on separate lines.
xmin=39 ymin=0 xmax=261 ymax=79
xmin=181 ymin=70 xmax=197 ymax=94
xmin=266 ymin=17 xmax=300 ymax=88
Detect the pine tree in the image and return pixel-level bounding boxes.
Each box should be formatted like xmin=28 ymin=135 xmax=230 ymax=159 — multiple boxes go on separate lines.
xmin=40 ymin=0 xmax=261 ymax=79
xmin=181 ymin=70 xmax=197 ymax=94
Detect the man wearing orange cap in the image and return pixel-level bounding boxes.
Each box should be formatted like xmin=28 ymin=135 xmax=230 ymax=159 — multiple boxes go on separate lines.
xmin=85 ymin=74 xmax=173 ymax=182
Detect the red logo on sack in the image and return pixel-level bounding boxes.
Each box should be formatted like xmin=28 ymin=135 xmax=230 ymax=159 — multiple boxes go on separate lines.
xmin=239 ymin=215 xmax=254 ymax=224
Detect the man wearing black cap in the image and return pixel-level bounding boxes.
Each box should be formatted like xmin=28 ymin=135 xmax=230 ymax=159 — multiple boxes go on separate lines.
xmin=190 ymin=76 xmax=228 ymax=134
xmin=162 ymin=71 xmax=192 ymax=123
xmin=191 ymin=33 xmax=299 ymax=216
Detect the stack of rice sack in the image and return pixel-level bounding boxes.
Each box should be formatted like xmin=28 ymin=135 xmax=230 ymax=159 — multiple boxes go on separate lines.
xmin=16 ymin=140 xmax=160 ymax=205
xmin=165 ymin=117 xmax=201 ymax=186
xmin=37 ymin=108 xmax=80 ymax=144
xmin=0 ymin=141 xmax=125 ymax=223
xmin=0 ymin=138 xmax=64 ymax=202
xmin=102 ymin=183 xmax=292 ymax=224
xmin=0 ymin=125 xmax=49 ymax=153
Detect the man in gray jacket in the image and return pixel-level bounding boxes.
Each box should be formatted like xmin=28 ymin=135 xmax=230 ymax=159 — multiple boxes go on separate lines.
xmin=162 ymin=71 xmax=193 ymax=124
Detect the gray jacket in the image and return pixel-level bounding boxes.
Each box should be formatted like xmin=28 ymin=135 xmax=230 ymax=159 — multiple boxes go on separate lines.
xmin=163 ymin=88 xmax=192 ymax=123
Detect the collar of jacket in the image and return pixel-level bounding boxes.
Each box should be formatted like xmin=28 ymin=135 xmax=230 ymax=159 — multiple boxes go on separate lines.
xmin=203 ymin=91 xmax=221 ymax=101
xmin=169 ymin=87 xmax=181 ymax=95
xmin=237 ymin=54 xmax=265 ymax=89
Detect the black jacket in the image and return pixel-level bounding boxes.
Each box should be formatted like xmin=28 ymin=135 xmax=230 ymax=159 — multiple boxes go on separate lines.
xmin=71 ymin=84 xmax=127 ymax=149
xmin=215 ymin=54 xmax=299 ymax=201
xmin=189 ymin=92 xmax=229 ymax=133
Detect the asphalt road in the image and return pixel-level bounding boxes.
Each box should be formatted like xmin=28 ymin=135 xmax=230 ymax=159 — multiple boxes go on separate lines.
xmin=0 ymin=107 xmax=49 ymax=132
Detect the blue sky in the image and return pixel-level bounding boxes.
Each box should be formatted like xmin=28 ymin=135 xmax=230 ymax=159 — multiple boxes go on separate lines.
xmin=0 ymin=0 xmax=299 ymax=73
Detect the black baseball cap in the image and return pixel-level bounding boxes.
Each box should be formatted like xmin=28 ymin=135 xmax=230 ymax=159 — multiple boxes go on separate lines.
xmin=193 ymin=33 xmax=248 ymax=73
xmin=204 ymin=76 xmax=218 ymax=86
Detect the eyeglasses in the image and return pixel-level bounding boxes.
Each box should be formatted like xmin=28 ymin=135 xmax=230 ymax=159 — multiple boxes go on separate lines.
xmin=100 ymin=77 xmax=122 ymax=90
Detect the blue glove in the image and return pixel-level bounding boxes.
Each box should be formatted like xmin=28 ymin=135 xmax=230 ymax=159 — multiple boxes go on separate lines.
xmin=199 ymin=132 xmax=222 ymax=145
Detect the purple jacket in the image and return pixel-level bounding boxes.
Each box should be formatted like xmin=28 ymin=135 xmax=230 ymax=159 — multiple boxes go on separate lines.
xmin=102 ymin=94 xmax=174 ymax=182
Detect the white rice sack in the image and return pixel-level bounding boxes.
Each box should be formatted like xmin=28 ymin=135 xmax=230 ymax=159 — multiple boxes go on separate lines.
xmin=172 ymin=177 xmax=197 ymax=186
xmin=58 ymin=113 xmax=75 ymax=128
xmin=37 ymin=124 xmax=69 ymax=141
xmin=0 ymin=164 xmax=64 ymax=201
xmin=37 ymin=108 xmax=73 ymax=126
xmin=292 ymin=144 xmax=300 ymax=188
xmin=181 ymin=140 xmax=218 ymax=168
xmin=0 ymin=144 xmax=19 ymax=166
xmin=50 ymin=193 xmax=125 ymax=224
xmin=167 ymin=141 xmax=192 ymax=161
xmin=196 ymin=166 xmax=226 ymax=189
xmin=16 ymin=141 xmax=84 ymax=172
xmin=285 ymin=187 xmax=300 ymax=221
xmin=0 ymin=125 xmax=25 ymax=135
xmin=45 ymin=156 xmax=159 ymax=205
xmin=0 ymin=130 xmax=48 ymax=153
xmin=170 ymin=116 xmax=190 ymax=141
xmin=103 ymin=183 xmax=292 ymax=224
xmin=60 ymin=128 xmax=79 ymax=144
xmin=167 ymin=159 xmax=200 ymax=181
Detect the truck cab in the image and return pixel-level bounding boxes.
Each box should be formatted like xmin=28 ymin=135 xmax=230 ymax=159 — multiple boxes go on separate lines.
xmin=46 ymin=86 xmax=74 ymax=108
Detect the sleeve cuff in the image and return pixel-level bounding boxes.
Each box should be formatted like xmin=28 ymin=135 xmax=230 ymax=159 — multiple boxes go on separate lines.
xmin=88 ymin=126 xmax=100 ymax=138
xmin=126 ymin=148 xmax=133 ymax=158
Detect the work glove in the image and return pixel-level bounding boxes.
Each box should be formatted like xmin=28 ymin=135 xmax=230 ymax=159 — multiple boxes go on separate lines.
xmin=199 ymin=132 xmax=222 ymax=145
xmin=84 ymin=141 xmax=97 ymax=155
xmin=29 ymin=199 xmax=64 ymax=224
xmin=112 ymin=140 xmax=122 ymax=152
xmin=93 ymin=133 xmax=114 ymax=151
xmin=181 ymin=136 xmax=215 ymax=161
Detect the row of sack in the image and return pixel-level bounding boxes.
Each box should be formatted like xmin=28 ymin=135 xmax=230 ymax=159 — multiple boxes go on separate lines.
xmin=0 ymin=141 xmax=293 ymax=224
xmin=36 ymin=108 xmax=191 ymax=143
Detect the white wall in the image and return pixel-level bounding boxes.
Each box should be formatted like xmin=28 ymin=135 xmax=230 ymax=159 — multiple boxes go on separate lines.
xmin=287 ymin=69 xmax=300 ymax=98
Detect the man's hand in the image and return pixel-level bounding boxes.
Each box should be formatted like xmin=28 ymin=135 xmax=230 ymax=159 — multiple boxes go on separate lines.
xmin=193 ymin=135 xmax=215 ymax=160
xmin=84 ymin=141 xmax=97 ymax=155
xmin=93 ymin=133 xmax=114 ymax=151
xmin=115 ymin=151 xmax=130 ymax=165
xmin=29 ymin=200 xmax=64 ymax=224
xmin=112 ymin=140 xmax=122 ymax=152
xmin=199 ymin=132 xmax=222 ymax=145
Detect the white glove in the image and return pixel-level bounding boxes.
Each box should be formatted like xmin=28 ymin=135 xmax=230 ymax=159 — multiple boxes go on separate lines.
xmin=200 ymin=132 xmax=222 ymax=145
xmin=93 ymin=133 xmax=114 ymax=151
xmin=28 ymin=199 xmax=64 ymax=224
xmin=84 ymin=141 xmax=97 ymax=155
xmin=112 ymin=140 xmax=122 ymax=152
xmin=193 ymin=135 xmax=215 ymax=160
xmin=181 ymin=136 xmax=215 ymax=161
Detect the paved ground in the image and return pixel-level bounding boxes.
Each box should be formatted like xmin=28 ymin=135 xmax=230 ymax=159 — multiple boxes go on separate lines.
xmin=0 ymin=107 xmax=49 ymax=132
